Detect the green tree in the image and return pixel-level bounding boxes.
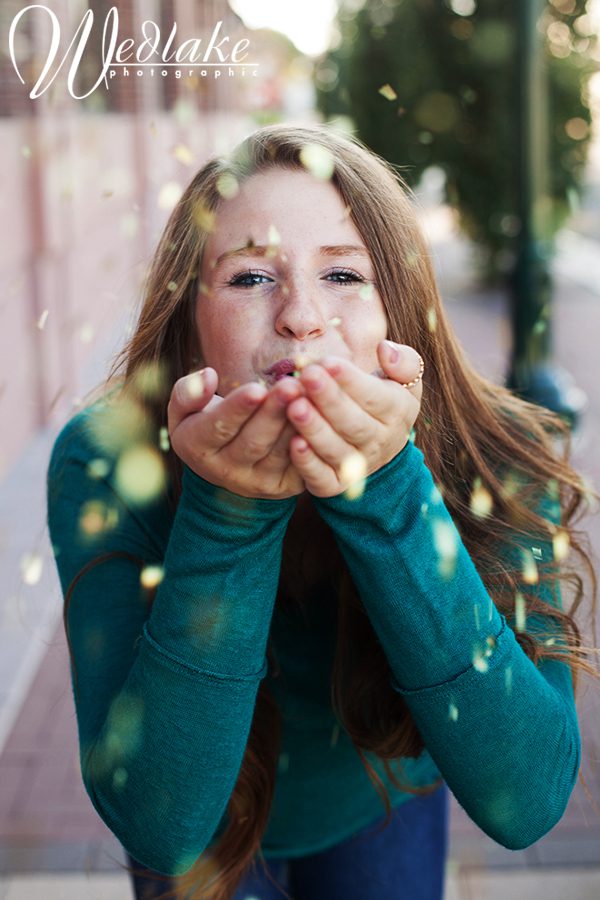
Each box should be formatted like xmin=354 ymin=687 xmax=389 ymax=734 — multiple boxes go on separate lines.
xmin=315 ymin=0 xmax=595 ymax=278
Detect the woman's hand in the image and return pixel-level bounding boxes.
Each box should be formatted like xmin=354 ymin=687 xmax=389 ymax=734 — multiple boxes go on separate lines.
xmin=284 ymin=341 xmax=424 ymax=498
xmin=167 ymin=368 xmax=307 ymax=499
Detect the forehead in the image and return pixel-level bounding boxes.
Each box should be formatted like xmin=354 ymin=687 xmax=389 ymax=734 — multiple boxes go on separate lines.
xmin=203 ymin=168 xmax=366 ymax=260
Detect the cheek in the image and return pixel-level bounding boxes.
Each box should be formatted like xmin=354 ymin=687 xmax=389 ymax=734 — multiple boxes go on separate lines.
xmin=196 ymin=303 xmax=260 ymax=369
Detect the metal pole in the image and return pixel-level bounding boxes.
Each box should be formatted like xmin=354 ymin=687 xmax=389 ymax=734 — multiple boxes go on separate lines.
xmin=506 ymin=0 xmax=586 ymax=427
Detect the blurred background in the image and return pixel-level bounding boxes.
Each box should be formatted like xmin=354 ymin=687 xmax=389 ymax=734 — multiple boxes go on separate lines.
xmin=1 ymin=1 xmax=599 ymax=897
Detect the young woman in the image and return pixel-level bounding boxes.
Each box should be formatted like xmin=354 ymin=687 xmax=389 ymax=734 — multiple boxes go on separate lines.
xmin=47 ymin=123 xmax=598 ymax=900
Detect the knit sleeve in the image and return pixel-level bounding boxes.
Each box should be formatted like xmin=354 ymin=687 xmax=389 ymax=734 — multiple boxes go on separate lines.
xmin=311 ymin=438 xmax=580 ymax=851
xmin=46 ymin=410 xmax=296 ymax=875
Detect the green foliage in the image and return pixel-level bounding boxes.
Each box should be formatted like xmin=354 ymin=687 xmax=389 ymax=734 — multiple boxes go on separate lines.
xmin=315 ymin=0 xmax=596 ymax=277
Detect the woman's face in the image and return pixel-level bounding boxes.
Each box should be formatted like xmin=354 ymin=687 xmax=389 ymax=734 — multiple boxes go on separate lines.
xmin=196 ymin=167 xmax=388 ymax=395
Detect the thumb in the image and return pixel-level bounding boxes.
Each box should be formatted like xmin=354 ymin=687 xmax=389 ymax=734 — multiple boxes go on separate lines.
xmin=167 ymin=367 xmax=218 ymax=435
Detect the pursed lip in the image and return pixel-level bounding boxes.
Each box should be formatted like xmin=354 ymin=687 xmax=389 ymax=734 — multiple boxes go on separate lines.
xmin=262 ymin=358 xmax=298 ymax=385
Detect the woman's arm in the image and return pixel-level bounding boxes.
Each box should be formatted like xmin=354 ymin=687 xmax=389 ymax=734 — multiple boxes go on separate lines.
xmin=312 ymin=438 xmax=580 ymax=850
xmin=47 ymin=413 xmax=296 ymax=875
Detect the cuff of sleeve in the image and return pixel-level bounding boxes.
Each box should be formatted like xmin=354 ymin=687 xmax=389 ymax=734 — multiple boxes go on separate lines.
xmin=181 ymin=463 xmax=298 ymax=523
xmin=312 ymin=438 xmax=424 ymax=516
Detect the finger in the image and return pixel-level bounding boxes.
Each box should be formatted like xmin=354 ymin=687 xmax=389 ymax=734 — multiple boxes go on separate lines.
xmin=288 ymin=435 xmax=339 ymax=498
xmin=298 ymin=363 xmax=384 ymax=443
xmin=377 ymin=341 xmax=424 ymax=402
xmin=257 ymin=420 xmax=297 ymax=471
xmin=167 ymin=368 xmax=218 ymax=435
xmin=200 ymin=381 xmax=270 ymax=450
xmin=286 ymin=395 xmax=355 ymax=467
xmin=316 ymin=355 xmax=404 ymax=422
xmin=226 ymin=377 xmax=306 ymax=465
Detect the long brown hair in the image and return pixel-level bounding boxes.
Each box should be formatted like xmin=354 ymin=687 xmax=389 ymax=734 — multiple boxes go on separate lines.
xmin=64 ymin=123 xmax=599 ymax=899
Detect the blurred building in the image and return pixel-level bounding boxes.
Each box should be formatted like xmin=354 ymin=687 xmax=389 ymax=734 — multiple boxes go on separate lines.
xmin=0 ymin=0 xmax=259 ymax=475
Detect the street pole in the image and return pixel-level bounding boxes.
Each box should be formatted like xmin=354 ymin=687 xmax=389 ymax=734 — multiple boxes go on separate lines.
xmin=506 ymin=0 xmax=586 ymax=427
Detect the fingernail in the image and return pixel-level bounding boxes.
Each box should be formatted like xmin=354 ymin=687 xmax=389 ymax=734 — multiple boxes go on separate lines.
xmin=384 ymin=340 xmax=400 ymax=364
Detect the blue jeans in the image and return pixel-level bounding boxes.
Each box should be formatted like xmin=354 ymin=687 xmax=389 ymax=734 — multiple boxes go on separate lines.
xmin=126 ymin=782 xmax=449 ymax=900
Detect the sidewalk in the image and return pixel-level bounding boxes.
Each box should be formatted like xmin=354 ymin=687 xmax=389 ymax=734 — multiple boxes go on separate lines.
xmin=1 ymin=213 xmax=599 ymax=899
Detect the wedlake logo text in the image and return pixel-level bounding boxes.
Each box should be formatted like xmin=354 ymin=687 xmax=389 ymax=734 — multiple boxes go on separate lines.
xmin=8 ymin=5 xmax=259 ymax=100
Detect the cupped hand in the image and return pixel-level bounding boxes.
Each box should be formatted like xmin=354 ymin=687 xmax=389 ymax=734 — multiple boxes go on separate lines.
xmin=284 ymin=341 xmax=424 ymax=498
xmin=167 ymin=368 xmax=307 ymax=499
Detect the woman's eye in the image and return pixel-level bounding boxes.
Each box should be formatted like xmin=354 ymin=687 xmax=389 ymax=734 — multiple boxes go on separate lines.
xmin=326 ymin=269 xmax=365 ymax=285
xmin=228 ymin=270 xmax=273 ymax=288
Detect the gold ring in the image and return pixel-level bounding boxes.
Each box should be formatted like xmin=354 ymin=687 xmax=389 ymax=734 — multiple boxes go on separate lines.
xmin=399 ymin=353 xmax=425 ymax=389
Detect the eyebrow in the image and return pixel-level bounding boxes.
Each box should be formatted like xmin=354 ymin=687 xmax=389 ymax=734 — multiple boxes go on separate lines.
xmin=214 ymin=243 xmax=370 ymax=267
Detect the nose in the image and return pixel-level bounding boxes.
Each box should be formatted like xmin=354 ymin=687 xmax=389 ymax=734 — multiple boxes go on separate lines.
xmin=274 ymin=279 xmax=328 ymax=341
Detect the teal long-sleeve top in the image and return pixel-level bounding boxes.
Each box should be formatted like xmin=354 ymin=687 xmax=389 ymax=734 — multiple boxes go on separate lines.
xmin=46 ymin=396 xmax=580 ymax=876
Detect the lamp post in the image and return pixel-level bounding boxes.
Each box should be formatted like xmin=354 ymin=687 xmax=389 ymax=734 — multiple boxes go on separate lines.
xmin=505 ymin=0 xmax=586 ymax=427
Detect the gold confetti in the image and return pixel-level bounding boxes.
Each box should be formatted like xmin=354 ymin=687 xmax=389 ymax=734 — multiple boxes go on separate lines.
xmin=329 ymin=316 xmax=342 ymax=327
xmin=172 ymin=144 xmax=194 ymax=166
xmin=102 ymin=190 xmax=114 ymax=199
xmin=159 ymin=427 xmax=170 ymax=452
xmin=432 ymin=520 xmax=457 ymax=579
xmin=140 ymin=565 xmax=164 ymax=589
xmin=531 ymin=546 xmax=543 ymax=560
xmin=330 ymin=722 xmax=340 ymax=747
xmin=79 ymin=500 xmax=117 ymax=537
xmin=149 ymin=121 xmax=157 ymax=137
xmin=521 ymin=549 xmax=538 ymax=585
xmin=132 ymin=361 xmax=168 ymax=400
xmin=216 ymin=172 xmax=239 ymax=199
xmin=36 ymin=309 xmax=49 ymax=330
xmin=183 ymin=371 xmax=204 ymax=399
xmin=470 ymin=478 xmax=493 ymax=518
xmin=340 ymin=450 xmax=368 ymax=500
xmin=378 ymin=83 xmax=398 ymax=101
xmin=473 ymin=649 xmax=489 ymax=673
xmin=114 ymin=445 xmax=165 ymax=505
xmin=79 ymin=323 xmax=94 ymax=344
xmin=113 ymin=767 xmax=128 ymax=790
xmin=87 ymin=458 xmax=110 ymax=479
xmin=20 ymin=553 xmax=42 ymax=585
xmin=22 ymin=145 xmax=32 ymax=158
xmin=359 ymin=283 xmax=374 ymax=301
xmin=427 ymin=307 xmax=437 ymax=332
xmin=158 ymin=181 xmax=183 ymax=211
xmin=505 ymin=665 xmax=512 ymax=695
xmin=192 ymin=198 xmax=216 ymax=233
xmin=514 ymin=592 xmax=527 ymax=632
xmin=299 ymin=143 xmax=335 ymax=180
xmin=167 ymin=281 xmax=178 ymax=292
xmin=278 ymin=752 xmax=290 ymax=773
xmin=553 ymin=529 xmax=570 ymax=561
xmin=448 ymin=703 xmax=459 ymax=722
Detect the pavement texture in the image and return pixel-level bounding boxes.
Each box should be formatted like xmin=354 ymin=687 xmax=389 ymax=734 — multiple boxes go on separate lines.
xmin=1 ymin=211 xmax=599 ymax=899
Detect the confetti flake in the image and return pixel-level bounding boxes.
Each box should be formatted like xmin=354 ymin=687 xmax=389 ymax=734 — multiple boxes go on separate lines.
xmin=114 ymin=445 xmax=166 ymax=505
xmin=531 ymin=546 xmax=543 ymax=560
xmin=470 ymin=478 xmax=493 ymax=518
xmin=472 ymin=648 xmax=489 ymax=673
xmin=184 ymin=371 xmax=204 ymax=399
xmin=112 ymin=767 xmax=128 ymax=790
xmin=514 ymin=592 xmax=526 ymax=632
xmin=36 ymin=309 xmax=49 ymax=330
xmin=278 ymin=752 xmax=290 ymax=773
xmin=172 ymin=144 xmax=194 ymax=166
xmin=79 ymin=323 xmax=94 ymax=344
xmin=432 ymin=519 xmax=458 ymax=578
xmin=330 ymin=722 xmax=340 ymax=747
xmin=505 ymin=665 xmax=513 ymax=695
xmin=158 ymin=181 xmax=183 ymax=211
xmin=140 ymin=565 xmax=164 ymax=589
xmin=79 ymin=500 xmax=114 ymax=537
xmin=167 ymin=281 xmax=178 ymax=292
xmin=299 ymin=143 xmax=335 ymax=180
xmin=359 ymin=283 xmax=374 ymax=301
xmin=87 ymin=458 xmax=110 ymax=479
xmin=192 ymin=199 xmax=216 ymax=233
xmin=521 ymin=549 xmax=538 ymax=585
xmin=159 ymin=427 xmax=170 ymax=452
xmin=20 ymin=553 xmax=42 ymax=585
xmin=448 ymin=703 xmax=459 ymax=722
xmin=379 ymin=83 xmax=398 ymax=101
xmin=216 ymin=172 xmax=240 ymax=199
xmin=22 ymin=145 xmax=32 ymax=158
xmin=120 ymin=212 xmax=139 ymax=239
xmin=553 ymin=529 xmax=570 ymax=561
xmin=340 ymin=450 xmax=367 ymax=500
xmin=427 ymin=307 xmax=437 ymax=332
xmin=329 ymin=316 xmax=342 ymax=327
